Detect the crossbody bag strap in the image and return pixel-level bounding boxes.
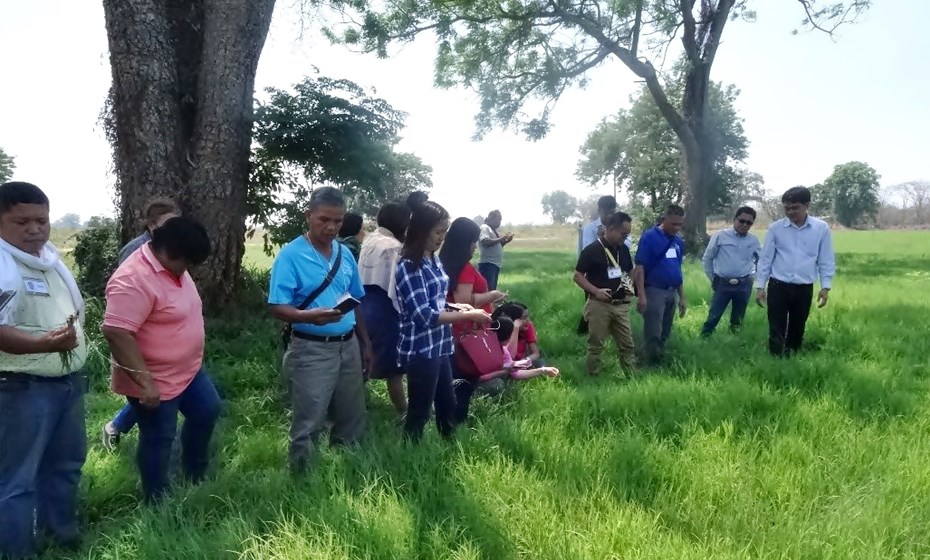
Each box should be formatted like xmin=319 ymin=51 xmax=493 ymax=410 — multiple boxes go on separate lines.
xmin=296 ymin=243 xmax=343 ymax=312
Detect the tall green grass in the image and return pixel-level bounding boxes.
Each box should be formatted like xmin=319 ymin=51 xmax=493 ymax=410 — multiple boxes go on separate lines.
xmin=51 ymin=230 xmax=930 ymax=559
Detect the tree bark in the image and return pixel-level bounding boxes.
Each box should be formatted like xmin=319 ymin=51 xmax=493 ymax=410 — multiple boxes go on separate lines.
xmin=103 ymin=0 xmax=275 ymax=308
xmin=679 ymin=62 xmax=713 ymax=255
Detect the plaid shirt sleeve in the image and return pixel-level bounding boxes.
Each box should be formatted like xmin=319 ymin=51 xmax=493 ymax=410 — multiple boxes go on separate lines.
xmin=396 ymin=260 xmax=441 ymax=328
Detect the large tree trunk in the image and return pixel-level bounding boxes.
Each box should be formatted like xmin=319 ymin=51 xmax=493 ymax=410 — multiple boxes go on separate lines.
xmin=679 ymin=62 xmax=713 ymax=255
xmin=103 ymin=0 xmax=275 ymax=308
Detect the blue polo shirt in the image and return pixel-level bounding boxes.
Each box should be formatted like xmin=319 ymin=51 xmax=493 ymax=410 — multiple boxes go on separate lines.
xmin=268 ymin=237 xmax=365 ymax=336
xmin=634 ymin=226 xmax=684 ymax=289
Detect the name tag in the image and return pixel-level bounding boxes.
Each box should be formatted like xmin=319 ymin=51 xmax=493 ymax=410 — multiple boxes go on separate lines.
xmin=23 ymin=277 xmax=50 ymax=296
xmin=665 ymin=247 xmax=678 ymax=259
xmin=607 ymin=267 xmax=623 ymax=280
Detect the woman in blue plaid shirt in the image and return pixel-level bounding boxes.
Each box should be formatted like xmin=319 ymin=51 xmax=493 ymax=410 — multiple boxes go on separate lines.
xmin=395 ymin=201 xmax=491 ymax=442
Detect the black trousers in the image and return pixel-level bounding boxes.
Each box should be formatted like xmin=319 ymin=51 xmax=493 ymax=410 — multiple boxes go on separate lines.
xmin=767 ymin=279 xmax=813 ymax=356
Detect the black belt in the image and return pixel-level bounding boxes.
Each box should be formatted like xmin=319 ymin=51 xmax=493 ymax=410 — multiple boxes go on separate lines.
xmin=292 ymin=330 xmax=354 ymax=343
xmin=769 ymin=278 xmax=812 ymax=287
xmin=645 ymin=284 xmax=679 ymax=291
xmin=716 ymin=274 xmax=752 ymax=285
xmin=0 ymin=371 xmax=74 ymax=383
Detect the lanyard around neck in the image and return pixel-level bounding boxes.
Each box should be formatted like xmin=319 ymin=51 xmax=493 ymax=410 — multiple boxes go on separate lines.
xmin=597 ymin=239 xmax=620 ymax=269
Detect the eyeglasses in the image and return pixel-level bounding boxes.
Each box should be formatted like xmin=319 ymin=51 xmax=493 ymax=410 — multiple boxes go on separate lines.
xmin=737 ymin=219 xmax=754 ymax=226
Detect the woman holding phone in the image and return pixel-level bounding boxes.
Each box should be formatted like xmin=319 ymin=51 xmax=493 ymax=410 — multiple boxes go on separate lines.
xmin=395 ymin=201 xmax=491 ymax=442
xmin=438 ymin=217 xmax=506 ymax=337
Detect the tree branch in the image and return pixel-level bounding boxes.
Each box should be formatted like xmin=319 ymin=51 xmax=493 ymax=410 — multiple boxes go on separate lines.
xmin=700 ymin=0 xmax=734 ymax=66
xmin=631 ymin=0 xmax=643 ymax=57
xmin=679 ymin=0 xmax=698 ymax=62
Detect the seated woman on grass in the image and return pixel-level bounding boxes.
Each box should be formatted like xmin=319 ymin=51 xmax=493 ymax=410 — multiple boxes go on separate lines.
xmin=453 ymin=316 xmax=558 ymax=424
xmin=492 ymin=302 xmax=544 ymax=368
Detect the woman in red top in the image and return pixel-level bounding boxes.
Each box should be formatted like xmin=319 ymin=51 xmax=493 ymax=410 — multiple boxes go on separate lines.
xmin=438 ymin=218 xmax=506 ymax=336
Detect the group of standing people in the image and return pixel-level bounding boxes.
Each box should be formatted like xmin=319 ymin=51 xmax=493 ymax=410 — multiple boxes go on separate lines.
xmin=0 ymin=182 xmax=219 ymax=557
xmin=574 ymin=186 xmax=836 ymax=376
xmin=0 ymin=178 xmax=836 ymax=558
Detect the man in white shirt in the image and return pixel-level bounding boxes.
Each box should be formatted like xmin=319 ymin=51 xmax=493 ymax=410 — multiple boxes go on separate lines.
xmin=580 ymin=196 xmax=633 ymax=251
xmin=756 ymin=186 xmax=836 ymax=356
xmin=477 ymin=210 xmax=513 ymax=291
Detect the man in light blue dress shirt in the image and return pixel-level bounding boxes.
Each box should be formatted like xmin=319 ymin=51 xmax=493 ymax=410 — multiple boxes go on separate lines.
xmin=580 ymin=195 xmax=633 ymax=251
xmin=755 ymin=187 xmax=836 ymax=356
xmin=700 ymin=206 xmax=761 ymax=336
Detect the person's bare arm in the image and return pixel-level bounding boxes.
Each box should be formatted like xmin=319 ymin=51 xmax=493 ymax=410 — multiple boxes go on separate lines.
xmin=0 ymin=325 xmax=76 ymax=355
xmin=353 ymin=305 xmax=373 ymax=378
xmin=572 ymin=271 xmax=611 ymax=302
xmin=101 ymin=325 xmax=160 ymax=407
xmin=633 ymin=265 xmax=647 ymax=314
xmin=524 ymin=342 xmax=541 ymax=362
xmin=270 ymin=305 xmax=342 ymax=325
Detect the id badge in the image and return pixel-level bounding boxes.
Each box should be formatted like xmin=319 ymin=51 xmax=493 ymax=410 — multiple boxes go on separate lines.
xmin=665 ymin=247 xmax=678 ymax=259
xmin=23 ymin=277 xmax=50 ymax=297
xmin=608 ymin=267 xmax=623 ymax=280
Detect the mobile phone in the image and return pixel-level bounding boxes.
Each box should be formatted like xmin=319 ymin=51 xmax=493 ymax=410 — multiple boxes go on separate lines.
xmin=0 ymin=290 xmax=16 ymax=314
xmin=334 ymin=294 xmax=361 ymax=314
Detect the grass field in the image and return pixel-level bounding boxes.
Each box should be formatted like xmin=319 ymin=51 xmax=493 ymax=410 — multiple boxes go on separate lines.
xmin=48 ymin=229 xmax=930 ymax=559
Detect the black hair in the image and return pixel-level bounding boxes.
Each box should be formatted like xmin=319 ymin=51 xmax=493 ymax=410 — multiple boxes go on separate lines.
xmin=376 ymin=202 xmax=410 ymax=242
xmin=734 ymin=206 xmax=757 ymax=220
xmin=0 ymin=182 xmax=49 ymax=214
xmin=492 ymin=303 xmax=527 ymax=323
xmin=597 ymin=196 xmax=618 ymax=211
xmin=402 ymin=200 xmax=449 ymax=266
xmin=405 ymin=191 xmax=429 ymax=212
xmin=339 ymin=213 xmax=363 ymax=238
xmin=151 ymin=216 xmax=211 ymax=265
xmin=486 ymin=210 xmax=502 ymax=221
xmin=605 ymin=211 xmax=632 ymax=229
xmin=664 ymin=204 xmax=685 ymax=217
xmin=781 ymin=186 xmax=811 ymax=205
xmin=309 ymin=186 xmax=345 ymax=211
xmin=495 ymin=315 xmax=515 ymax=344
xmin=438 ymin=217 xmax=481 ymax=291
xmin=143 ymin=198 xmax=179 ymax=226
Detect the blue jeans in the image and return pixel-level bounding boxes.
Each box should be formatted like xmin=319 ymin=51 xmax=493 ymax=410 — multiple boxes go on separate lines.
xmin=128 ymin=369 xmax=220 ymax=503
xmin=403 ymin=355 xmax=456 ymax=442
xmin=701 ymin=278 xmax=752 ymax=335
xmin=0 ymin=373 xmax=86 ymax=558
xmin=478 ymin=262 xmax=501 ymax=291
xmin=112 ymin=403 xmax=137 ymax=433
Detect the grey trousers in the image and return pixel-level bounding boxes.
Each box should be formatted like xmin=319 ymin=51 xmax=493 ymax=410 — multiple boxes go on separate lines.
xmin=283 ymin=336 xmax=366 ymax=471
xmin=643 ymin=286 xmax=679 ymax=364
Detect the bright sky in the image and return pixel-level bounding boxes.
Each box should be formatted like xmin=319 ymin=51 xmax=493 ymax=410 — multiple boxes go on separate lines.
xmin=1 ymin=1 xmax=928 ymax=224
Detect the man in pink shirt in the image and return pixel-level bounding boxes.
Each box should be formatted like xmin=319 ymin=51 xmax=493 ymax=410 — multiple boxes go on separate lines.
xmin=101 ymin=217 xmax=220 ymax=503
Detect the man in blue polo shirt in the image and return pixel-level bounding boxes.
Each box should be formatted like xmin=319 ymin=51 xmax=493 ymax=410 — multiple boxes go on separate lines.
xmin=268 ymin=187 xmax=372 ymax=475
xmin=633 ymin=205 xmax=687 ymax=365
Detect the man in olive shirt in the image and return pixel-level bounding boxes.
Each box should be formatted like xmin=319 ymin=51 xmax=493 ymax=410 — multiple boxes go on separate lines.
xmin=573 ymin=212 xmax=636 ymax=375
xmin=0 ymin=182 xmax=87 ymax=558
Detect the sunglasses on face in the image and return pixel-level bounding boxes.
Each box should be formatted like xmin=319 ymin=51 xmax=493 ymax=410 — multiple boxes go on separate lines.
xmin=737 ymin=219 xmax=754 ymax=226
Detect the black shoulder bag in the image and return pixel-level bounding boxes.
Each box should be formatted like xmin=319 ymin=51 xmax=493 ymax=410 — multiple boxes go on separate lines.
xmin=281 ymin=244 xmax=343 ymax=348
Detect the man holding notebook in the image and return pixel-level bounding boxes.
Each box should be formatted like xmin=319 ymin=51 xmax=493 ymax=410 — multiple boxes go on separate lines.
xmin=268 ymin=187 xmax=371 ymax=475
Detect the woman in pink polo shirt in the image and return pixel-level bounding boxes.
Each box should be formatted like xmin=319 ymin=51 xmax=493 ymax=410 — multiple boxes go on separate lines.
xmin=101 ymin=217 xmax=220 ymax=503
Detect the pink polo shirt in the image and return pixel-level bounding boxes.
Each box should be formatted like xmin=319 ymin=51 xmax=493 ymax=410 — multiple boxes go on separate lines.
xmin=104 ymin=243 xmax=205 ymax=401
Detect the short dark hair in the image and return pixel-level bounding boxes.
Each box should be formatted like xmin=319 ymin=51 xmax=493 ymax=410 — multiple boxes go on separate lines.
xmin=402 ymin=200 xmax=449 ymax=266
xmin=144 ymin=198 xmax=179 ymax=225
xmin=309 ymin=187 xmax=345 ymax=211
xmin=734 ymin=206 xmax=757 ymax=220
xmin=438 ymin=217 xmax=481 ymax=291
xmin=597 ymin=196 xmax=618 ymax=211
xmin=782 ymin=186 xmax=811 ymax=205
xmin=495 ymin=315 xmax=515 ymax=344
xmin=406 ymin=191 xmax=429 ymax=212
xmin=339 ymin=213 xmax=364 ymax=238
xmin=605 ymin=211 xmax=632 ymax=229
xmin=151 ymin=216 xmax=211 ymax=265
xmin=664 ymin=204 xmax=685 ymax=217
xmin=487 ymin=210 xmax=502 ymax=220
xmin=376 ymin=202 xmax=410 ymax=242
xmin=0 ymin=182 xmax=49 ymax=214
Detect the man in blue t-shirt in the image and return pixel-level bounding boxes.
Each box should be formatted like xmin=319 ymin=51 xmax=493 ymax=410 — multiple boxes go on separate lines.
xmin=268 ymin=187 xmax=371 ymax=475
xmin=633 ymin=205 xmax=688 ymax=365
